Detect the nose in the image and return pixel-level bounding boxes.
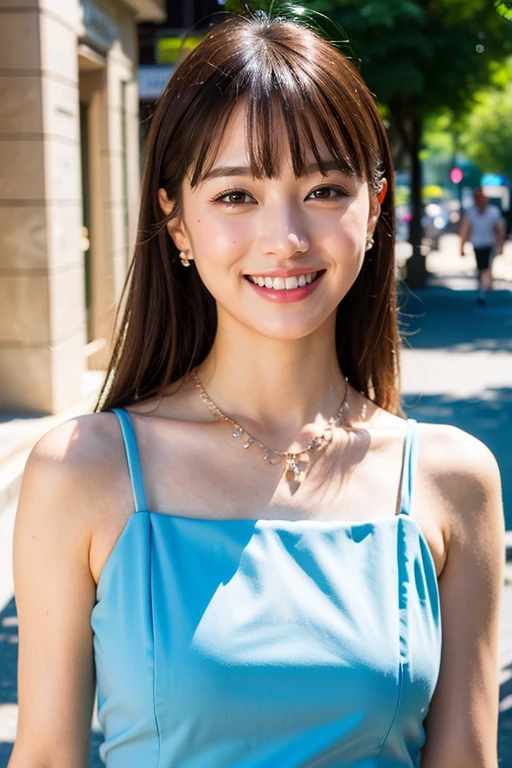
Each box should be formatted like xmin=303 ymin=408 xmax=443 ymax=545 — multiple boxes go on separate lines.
xmin=256 ymin=205 xmax=310 ymax=259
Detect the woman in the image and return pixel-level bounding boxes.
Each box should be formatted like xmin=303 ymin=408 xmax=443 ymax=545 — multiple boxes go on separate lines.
xmin=10 ymin=12 xmax=504 ymax=768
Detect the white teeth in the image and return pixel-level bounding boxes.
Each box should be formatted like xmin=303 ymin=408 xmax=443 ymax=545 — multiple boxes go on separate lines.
xmin=285 ymin=276 xmax=299 ymax=289
xmin=248 ymin=271 xmax=319 ymax=289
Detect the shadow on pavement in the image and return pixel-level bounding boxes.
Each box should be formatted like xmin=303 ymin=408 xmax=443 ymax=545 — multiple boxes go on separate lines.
xmin=399 ymin=283 xmax=512 ymax=353
xmin=399 ymin=275 xmax=512 ymax=762
xmin=398 ymin=278 xmax=512 ymax=529
xmin=500 ymin=663 xmax=512 ymax=766
xmin=0 ymin=597 xmax=104 ymax=767
xmin=401 ymin=389 xmax=512 ymax=530
xmin=0 ymin=598 xmax=17 ymax=766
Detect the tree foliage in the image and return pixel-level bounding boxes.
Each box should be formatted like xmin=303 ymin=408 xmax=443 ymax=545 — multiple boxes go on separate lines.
xmin=460 ymin=83 xmax=512 ymax=179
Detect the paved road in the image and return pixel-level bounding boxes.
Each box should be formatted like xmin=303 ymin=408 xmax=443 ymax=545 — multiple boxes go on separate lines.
xmin=397 ymin=266 xmax=512 ymax=766
xmin=1 ymin=242 xmax=511 ymax=766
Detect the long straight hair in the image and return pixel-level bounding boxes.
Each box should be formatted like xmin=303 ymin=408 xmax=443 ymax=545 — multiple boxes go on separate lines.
xmin=94 ymin=13 xmax=402 ymax=414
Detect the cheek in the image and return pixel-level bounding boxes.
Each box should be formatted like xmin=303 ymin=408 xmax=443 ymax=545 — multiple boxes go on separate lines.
xmin=322 ymin=210 xmax=367 ymax=263
xmin=192 ymin=218 xmax=252 ymax=272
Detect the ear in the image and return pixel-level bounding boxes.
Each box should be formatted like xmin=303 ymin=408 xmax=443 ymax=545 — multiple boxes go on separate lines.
xmin=367 ymin=177 xmax=388 ymax=240
xmin=377 ymin=178 xmax=388 ymax=206
xmin=157 ymin=187 xmax=191 ymax=254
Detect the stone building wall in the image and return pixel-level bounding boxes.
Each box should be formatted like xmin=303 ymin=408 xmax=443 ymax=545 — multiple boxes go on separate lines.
xmin=0 ymin=0 xmax=164 ymax=414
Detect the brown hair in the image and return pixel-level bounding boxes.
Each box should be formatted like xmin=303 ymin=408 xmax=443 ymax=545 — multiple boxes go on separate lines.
xmin=94 ymin=13 xmax=402 ymax=414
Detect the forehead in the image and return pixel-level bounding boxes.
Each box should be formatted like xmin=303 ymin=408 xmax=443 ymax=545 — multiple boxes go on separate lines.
xmin=197 ymin=100 xmax=345 ymax=181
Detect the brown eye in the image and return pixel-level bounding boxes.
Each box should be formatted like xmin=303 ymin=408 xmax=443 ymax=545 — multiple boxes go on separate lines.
xmin=226 ymin=191 xmax=247 ymax=204
xmin=212 ymin=189 xmax=254 ymax=205
xmin=309 ymin=187 xmax=343 ymax=200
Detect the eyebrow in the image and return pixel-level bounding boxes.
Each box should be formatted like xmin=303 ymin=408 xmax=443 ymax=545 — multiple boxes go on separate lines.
xmin=201 ymin=159 xmax=352 ymax=182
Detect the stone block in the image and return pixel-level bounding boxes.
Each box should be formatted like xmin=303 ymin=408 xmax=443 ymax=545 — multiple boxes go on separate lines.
xmin=46 ymin=204 xmax=82 ymax=270
xmin=39 ymin=11 xmax=78 ymax=84
xmin=0 ymin=345 xmax=52 ymax=413
xmin=0 ymin=11 xmax=41 ymax=71
xmin=41 ymin=75 xmax=80 ymax=142
xmin=50 ymin=328 xmax=87 ymax=412
xmin=0 ymin=140 xmax=45 ymax=201
xmin=49 ymin=264 xmax=86 ymax=342
xmin=43 ymin=137 xmax=81 ymax=201
xmin=0 ymin=75 xmax=43 ymax=134
xmin=41 ymin=0 xmax=80 ymax=28
xmin=0 ymin=206 xmax=47 ymax=270
xmin=0 ymin=273 xmax=50 ymax=344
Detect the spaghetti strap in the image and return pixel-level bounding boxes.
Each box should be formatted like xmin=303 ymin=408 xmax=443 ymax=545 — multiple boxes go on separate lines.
xmin=111 ymin=407 xmax=148 ymax=513
xmin=398 ymin=418 xmax=419 ymax=517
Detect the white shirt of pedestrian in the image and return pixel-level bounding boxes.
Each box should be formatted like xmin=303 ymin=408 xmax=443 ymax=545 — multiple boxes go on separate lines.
xmin=465 ymin=204 xmax=502 ymax=248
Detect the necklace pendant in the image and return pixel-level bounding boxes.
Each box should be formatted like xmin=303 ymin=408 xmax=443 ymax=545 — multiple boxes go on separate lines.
xmin=192 ymin=368 xmax=349 ymax=487
xmin=322 ymin=426 xmax=333 ymax=444
xmin=285 ymin=458 xmax=306 ymax=484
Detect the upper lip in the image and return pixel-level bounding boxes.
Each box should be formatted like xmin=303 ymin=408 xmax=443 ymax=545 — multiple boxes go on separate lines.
xmin=243 ymin=267 xmax=324 ymax=278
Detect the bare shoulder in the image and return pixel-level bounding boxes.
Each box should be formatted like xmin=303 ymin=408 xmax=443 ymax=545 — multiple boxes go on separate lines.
xmin=22 ymin=410 xmax=130 ymax=529
xmin=28 ymin=409 xmax=121 ymax=479
xmin=415 ymin=421 xmax=504 ymax=548
xmin=12 ymin=411 xmax=126 ymax=764
xmin=417 ymin=421 xmax=500 ymax=479
xmin=417 ymin=422 xmax=501 ymax=496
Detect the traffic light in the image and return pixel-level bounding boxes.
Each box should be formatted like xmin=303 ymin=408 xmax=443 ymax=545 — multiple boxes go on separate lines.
xmin=450 ymin=167 xmax=464 ymax=184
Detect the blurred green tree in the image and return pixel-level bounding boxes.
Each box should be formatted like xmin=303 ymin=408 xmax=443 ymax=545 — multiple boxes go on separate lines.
xmin=460 ymin=86 xmax=512 ymax=180
xmin=224 ymin=0 xmax=511 ymax=287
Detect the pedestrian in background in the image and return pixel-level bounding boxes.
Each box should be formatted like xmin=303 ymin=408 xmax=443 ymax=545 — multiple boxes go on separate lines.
xmin=460 ymin=187 xmax=505 ymax=305
xmin=9 ymin=11 xmax=504 ymax=768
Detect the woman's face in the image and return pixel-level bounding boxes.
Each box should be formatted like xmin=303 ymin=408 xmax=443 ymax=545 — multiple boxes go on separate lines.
xmin=159 ymin=103 xmax=384 ymax=342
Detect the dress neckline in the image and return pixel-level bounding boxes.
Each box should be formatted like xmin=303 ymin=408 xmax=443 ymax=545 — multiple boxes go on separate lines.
xmin=133 ymin=508 xmax=408 ymax=525
xmin=94 ymin=509 xmax=439 ymax=596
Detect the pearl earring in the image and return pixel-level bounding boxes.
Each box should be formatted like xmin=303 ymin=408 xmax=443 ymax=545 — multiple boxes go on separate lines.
xmin=179 ymin=251 xmax=191 ymax=267
xmin=365 ymin=237 xmax=375 ymax=252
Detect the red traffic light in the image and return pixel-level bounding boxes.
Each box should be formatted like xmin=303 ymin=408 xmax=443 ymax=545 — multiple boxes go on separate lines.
xmin=450 ymin=167 xmax=464 ymax=184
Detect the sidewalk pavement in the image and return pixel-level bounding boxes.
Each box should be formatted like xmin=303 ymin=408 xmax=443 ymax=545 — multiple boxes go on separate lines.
xmin=398 ymin=234 xmax=512 ymax=765
xmin=0 ymin=233 xmax=511 ymax=765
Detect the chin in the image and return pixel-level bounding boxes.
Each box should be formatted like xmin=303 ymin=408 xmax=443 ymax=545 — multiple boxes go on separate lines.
xmin=245 ymin=314 xmax=335 ymax=342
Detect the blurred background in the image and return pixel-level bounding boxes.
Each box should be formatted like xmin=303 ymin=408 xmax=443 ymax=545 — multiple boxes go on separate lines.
xmin=0 ymin=0 xmax=512 ymax=764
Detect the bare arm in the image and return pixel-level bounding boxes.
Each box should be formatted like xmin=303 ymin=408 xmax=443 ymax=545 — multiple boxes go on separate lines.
xmin=494 ymin=217 xmax=505 ymax=255
xmin=8 ymin=421 xmax=97 ymax=767
xmin=459 ymin=216 xmax=472 ymax=256
xmin=421 ymin=427 xmax=504 ymax=767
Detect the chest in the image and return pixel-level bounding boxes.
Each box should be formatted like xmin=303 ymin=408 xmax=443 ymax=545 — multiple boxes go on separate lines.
xmin=469 ymin=209 xmax=497 ymax=235
xmin=89 ymin=418 xmax=447 ymax=585
xmin=92 ymin=513 xmax=440 ymax=768
xmin=91 ymin=513 xmax=442 ymax=767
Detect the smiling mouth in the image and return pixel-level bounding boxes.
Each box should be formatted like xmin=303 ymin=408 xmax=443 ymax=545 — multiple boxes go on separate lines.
xmin=244 ymin=270 xmax=326 ymax=290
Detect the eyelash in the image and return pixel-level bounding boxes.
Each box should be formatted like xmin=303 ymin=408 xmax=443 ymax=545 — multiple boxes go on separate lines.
xmin=210 ymin=186 xmax=348 ymax=206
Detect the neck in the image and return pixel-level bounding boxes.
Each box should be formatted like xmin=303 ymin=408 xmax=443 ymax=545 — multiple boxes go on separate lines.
xmin=194 ymin=314 xmax=351 ymax=450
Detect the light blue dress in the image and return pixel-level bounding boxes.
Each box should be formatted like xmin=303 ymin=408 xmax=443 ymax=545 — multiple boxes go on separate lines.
xmin=91 ymin=410 xmax=442 ymax=767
